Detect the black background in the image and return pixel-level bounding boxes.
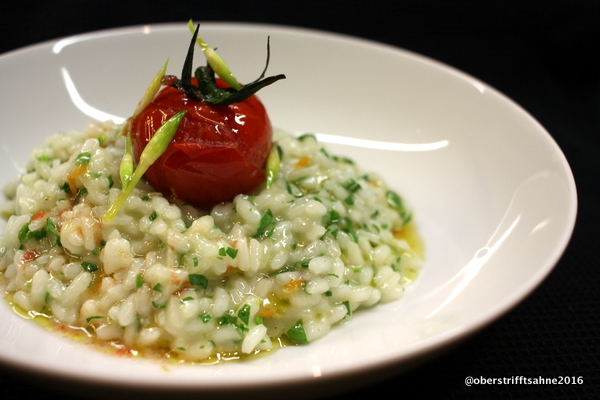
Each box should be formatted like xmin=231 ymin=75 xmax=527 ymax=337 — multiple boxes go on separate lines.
xmin=0 ymin=1 xmax=598 ymax=399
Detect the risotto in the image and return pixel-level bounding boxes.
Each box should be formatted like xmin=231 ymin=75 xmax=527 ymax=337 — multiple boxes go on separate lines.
xmin=0 ymin=120 xmax=422 ymax=362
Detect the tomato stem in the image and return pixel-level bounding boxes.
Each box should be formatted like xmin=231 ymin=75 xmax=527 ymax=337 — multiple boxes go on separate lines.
xmin=174 ymin=23 xmax=285 ymax=105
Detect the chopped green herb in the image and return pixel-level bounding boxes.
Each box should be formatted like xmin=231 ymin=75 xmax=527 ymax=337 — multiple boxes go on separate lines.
xmin=135 ymin=273 xmax=144 ymax=288
xmin=91 ymin=241 xmax=105 ymax=256
xmin=389 ymin=256 xmax=400 ymax=272
xmin=297 ymin=133 xmax=316 ymax=142
xmin=344 ymin=179 xmax=361 ymax=193
xmin=333 ymin=155 xmax=355 ymax=165
xmin=287 ymin=320 xmax=309 ymax=344
xmin=81 ymin=261 xmax=98 ymax=272
xmin=61 ymin=182 xmax=71 ymax=194
xmin=149 ymin=211 xmax=158 ymax=221
xmin=36 ymin=155 xmax=53 ymax=162
xmin=237 ymin=304 xmax=251 ymax=325
xmin=386 ymin=190 xmax=412 ymax=225
xmin=199 ymin=313 xmax=212 ymax=323
xmin=85 ymin=316 xmax=104 ymax=323
xmin=152 ymin=301 xmax=166 ymax=309
xmin=285 ymin=181 xmax=304 ymax=197
xmin=152 ymin=283 xmax=163 ymax=292
xmin=18 ymin=223 xmax=46 ymax=244
xmin=45 ymin=218 xmax=60 ymax=244
xmin=226 ymin=247 xmax=238 ymax=259
xmin=189 ymin=274 xmax=208 ymax=289
xmin=74 ymin=152 xmax=92 ymax=166
xmin=255 ymin=209 xmax=274 ymax=237
xmin=75 ymin=187 xmax=88 ymax=204
xmin=344 ymin=227 xmax=359 ymax=243
xmin=218 ymin=313 xmax=238 ymax=326
xmin=327 ymin=209 xmax=341 ymax=225
xmin=343 ymin=300 xmax=352 ymax=316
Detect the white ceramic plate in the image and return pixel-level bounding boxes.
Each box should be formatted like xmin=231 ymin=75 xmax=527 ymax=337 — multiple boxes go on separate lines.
xmin=0 ymin=23 xmax=577 ymax=398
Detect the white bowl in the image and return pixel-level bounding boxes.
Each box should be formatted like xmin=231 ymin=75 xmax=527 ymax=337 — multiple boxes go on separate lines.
xmin=0 ymin=23 xmax=577 ymax=398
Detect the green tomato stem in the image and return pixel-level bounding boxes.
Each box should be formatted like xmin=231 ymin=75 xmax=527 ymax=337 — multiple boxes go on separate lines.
xmin=103 ymin=110 xmax=187 ymax=222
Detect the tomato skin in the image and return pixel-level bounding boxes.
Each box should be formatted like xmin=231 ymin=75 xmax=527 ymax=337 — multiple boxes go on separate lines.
xmin=130 ymin=79 xmax=272 ymax=208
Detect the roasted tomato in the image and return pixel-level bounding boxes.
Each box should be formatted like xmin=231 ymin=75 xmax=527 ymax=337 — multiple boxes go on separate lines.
xmin=130 ymin=79 xmax=272 ymax=208
xmin=128 ymin=24 xmax=284 ymax=209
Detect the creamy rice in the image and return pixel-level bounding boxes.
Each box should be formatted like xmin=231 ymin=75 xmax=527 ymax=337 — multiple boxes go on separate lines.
xmin=0 ymin=121 xmax=422 ymax=362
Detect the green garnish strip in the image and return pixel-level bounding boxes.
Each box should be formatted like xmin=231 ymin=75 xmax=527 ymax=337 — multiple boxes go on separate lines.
xmin=117 ymin=60 xmax=169 ymax=192
xmin=187 ymin=20 xmax=242 ymax=91
xmin=103 ymin=110 xmax=187 ymax=222
xmin=265 ymin=145 xmax=281 ymax=189
xmin=134 ymin=59 xmax=170 ymax=117
xmin=120 ymin=133 xmax=134 ymax=190
xmin=118 ymin=60 xmax=169 ymax=138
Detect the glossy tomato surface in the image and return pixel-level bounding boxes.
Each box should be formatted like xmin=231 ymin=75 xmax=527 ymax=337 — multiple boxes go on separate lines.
xmin=131 ymin=80 xmax=272 ymax=209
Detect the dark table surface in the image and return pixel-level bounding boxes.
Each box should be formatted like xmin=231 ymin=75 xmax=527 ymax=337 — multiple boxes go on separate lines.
xmin=0 ymin=1 xmax=598 ymax=399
